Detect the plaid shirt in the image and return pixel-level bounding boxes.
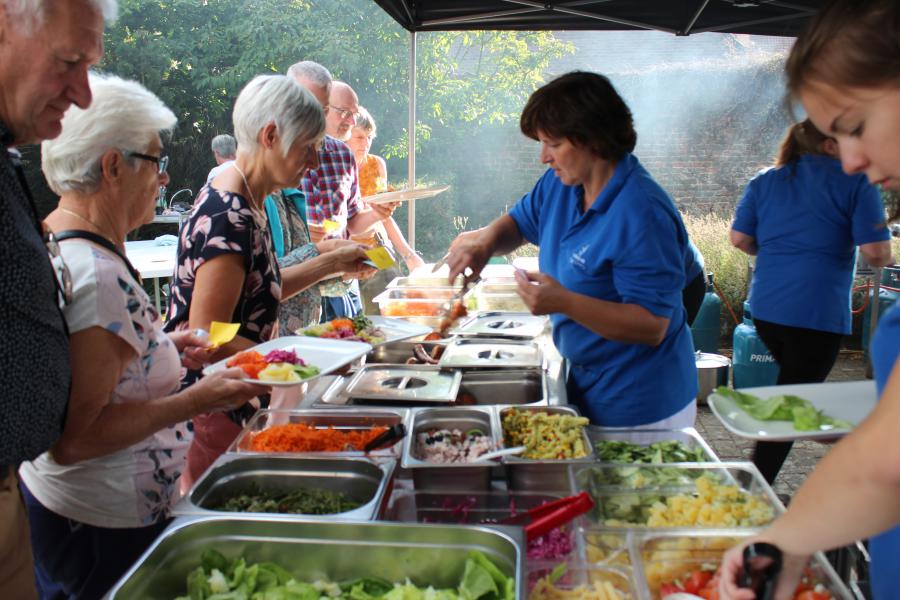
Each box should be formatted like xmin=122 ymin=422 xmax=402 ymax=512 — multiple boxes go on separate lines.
xmin=299 ymin=135 xmax=361 ymax=235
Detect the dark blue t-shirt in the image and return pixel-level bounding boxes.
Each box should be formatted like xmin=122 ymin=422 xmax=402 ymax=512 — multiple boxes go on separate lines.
xmin=732 ymin=155 xmax=888 ymax=334
xmin=508 ymin=154 xmax=697 ymax=426
xmin=868 ymin=301 xmax=900 ymax=600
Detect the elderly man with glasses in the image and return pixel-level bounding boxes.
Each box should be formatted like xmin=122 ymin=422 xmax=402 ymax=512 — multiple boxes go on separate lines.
xmin=0 ymin=0 xmax=116 ymax=597
xmin=288 ymin=61 xmax=398 ymax=321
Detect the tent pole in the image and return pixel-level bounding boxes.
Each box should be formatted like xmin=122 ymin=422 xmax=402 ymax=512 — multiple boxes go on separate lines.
xmin=407 ymin=30 xmax=417 ymax=247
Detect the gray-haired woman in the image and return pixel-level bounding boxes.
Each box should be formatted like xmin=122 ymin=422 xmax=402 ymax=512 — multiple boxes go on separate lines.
xmin=17 ymin=73 xmax=264 ymax=598
xmin=164 ymin=74 xmax=372 ymax=483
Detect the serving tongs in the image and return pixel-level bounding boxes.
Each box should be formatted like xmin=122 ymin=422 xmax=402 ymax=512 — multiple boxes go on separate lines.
xmin=437 ymin=276 xmax=481 ymax=335
xmin=499 ymin=491 xmax=594 ymax=541
xmin=739 ymin=542 xmax=783 ymax=600
xmin=363 ymin=423 xmax=407 ymax=453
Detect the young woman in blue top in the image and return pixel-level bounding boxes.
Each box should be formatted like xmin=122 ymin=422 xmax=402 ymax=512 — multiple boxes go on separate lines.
xmin=730 ymin=120 xmax=892 ymax=484
xmin=719 ymin=1 xmax=900 ymax=597
xmin=448 ymin=71 xmax=698 ymax=429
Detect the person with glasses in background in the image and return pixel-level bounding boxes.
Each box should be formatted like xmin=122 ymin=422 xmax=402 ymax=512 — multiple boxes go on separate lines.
xmin=17 ymin=73 xmax=264 ymax=599
xmin=288 ymin=61 xmax=399 ymax=321
xmin=0 ymin=1 xmax=117 ymax=597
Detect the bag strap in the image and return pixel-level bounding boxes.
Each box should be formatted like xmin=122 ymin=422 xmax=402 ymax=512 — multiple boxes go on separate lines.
xmin=54 ymin=229 xmax=143 ymax=285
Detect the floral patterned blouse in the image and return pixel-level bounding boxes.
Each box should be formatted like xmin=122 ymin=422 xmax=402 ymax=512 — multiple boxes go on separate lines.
xmin=19 ymin=241 xmax=187 ymax=527
xmin=165 ymin=184 xmax=282 ymax=389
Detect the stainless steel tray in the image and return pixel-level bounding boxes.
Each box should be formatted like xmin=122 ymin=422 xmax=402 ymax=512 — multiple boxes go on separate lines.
xmin=171 ymin=454 xmax=395 ymax=521
xmin=449 ymin=311 xmax=548 ymax=339
xmin=107 ymin=518 xmax=524 ymax=599
xmin=587 ymin=427 xmax=720 ymax=463
xmin=402 ymin=406 xmax=500 ymax=492
xmin=499 ymin=405 xmax=594 ymax=492
xmin=345 ymin=365 xmax=462 ymax=403
xmin=437 ymin=338 xmax=543 ymax=369
xmin=457 ymin=369 xmax=548 ymax=406
xmin=228 ymin=408 xmax=409 ymax=456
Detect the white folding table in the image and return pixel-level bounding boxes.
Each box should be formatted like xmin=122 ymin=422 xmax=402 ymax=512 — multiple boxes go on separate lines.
xmin=125 ymin=240 xmax=177 ymax=314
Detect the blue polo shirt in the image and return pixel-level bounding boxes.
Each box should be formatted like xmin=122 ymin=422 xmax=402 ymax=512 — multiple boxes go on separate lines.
xmin=868 ymin=302 xmax=900 ymax=600
xmin=508 ymin=154 xmax=697 ymax=426
xmin=732 ymin=155 xmax=889 ymax=334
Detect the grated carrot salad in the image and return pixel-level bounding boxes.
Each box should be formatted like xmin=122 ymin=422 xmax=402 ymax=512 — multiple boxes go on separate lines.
xmin=248 ymin=423 xmax=389 ymax=453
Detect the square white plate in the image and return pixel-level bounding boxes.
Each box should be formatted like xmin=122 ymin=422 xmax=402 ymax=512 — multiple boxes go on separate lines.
xmin=202 ymin=336 xmax=372 ymax=387
xmin=299 ymin=316 xmax=432 ymax=346
xmin=707 ymin=380 xmax=877 ymax=441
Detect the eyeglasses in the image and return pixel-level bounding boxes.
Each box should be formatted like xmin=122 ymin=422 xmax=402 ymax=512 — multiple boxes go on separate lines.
xmin=43 ymin=225 xmax=72 ymax=307
xmin=331 ymin=105 xmax=360 ymax=122
xmin=129 ymin=152 xmax=169 ymax=175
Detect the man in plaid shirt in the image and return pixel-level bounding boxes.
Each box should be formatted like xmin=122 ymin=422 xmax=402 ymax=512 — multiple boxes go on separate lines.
xmin=289 ymin=62 xmax=396 ymax=320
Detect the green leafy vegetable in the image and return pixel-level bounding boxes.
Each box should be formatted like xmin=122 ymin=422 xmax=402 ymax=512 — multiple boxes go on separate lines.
xmin=210 ymin=485 xmax=361 ymax=515
xmin=172 ymin=550 xmax=514 ymax=600
xmin=715 ymin=387 xmax=853 ymax=431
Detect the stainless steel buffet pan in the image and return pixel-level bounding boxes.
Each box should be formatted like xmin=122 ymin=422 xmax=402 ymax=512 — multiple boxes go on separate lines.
xmin=170 ymin=454 xmax=395 ymax=521
xmin=107 ymin=518 xmax=524 ymax=599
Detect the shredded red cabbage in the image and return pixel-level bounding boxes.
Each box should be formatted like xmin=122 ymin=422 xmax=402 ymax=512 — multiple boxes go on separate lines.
xmin=263 ymin=349 xmax=305 ymax=365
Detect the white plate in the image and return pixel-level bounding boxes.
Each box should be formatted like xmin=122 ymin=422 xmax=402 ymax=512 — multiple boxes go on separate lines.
xmin=707 ymin=380 xmax=877 ymax=441
xmin=365 ymin=185 xmax=449 ymax=205
xmin=202 ymin=336 xmax=372 ymax=387
xmin=299 ymin=316 xmax=432 ymax=346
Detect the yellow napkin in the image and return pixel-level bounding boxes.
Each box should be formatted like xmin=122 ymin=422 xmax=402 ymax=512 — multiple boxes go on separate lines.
xmin=208 ymin=321 xmax=240 ymax=348
xmin=323 ymin=219 xmax=341 ymax=234
xmin=364 ymin=246 xmax=396 ymax=270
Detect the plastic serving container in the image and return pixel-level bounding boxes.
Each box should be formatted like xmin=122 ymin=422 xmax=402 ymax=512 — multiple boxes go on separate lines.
xmin=587 ymin=427 xmax=719 ymax=463
xmin=570 ymin=462 xmax=783 ymax=530
xmin=372 ymin=286 xmax=460 ymax=318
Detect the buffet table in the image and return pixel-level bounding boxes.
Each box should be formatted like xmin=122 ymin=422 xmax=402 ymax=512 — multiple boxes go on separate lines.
xmin=105 ymin=270 xmax=854 ymax=600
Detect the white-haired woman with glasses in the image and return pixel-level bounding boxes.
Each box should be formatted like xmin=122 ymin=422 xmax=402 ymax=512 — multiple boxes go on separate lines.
xmin=16 ymin=74 xmax=264 ymax=598
xmin=164 ymin=74 xmax=372 ymax=483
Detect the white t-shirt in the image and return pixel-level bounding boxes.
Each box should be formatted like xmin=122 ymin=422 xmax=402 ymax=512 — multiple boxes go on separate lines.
xmin=19 ymin=241 xmax=190 ymax=528
xmin=206 ymin=159 xmax=234 ymax=183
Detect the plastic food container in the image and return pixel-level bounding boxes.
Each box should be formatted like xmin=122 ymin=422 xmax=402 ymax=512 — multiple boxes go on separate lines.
xmin=527 ymin=562 xmax=636 ymax=600
xmin=587 ymin=427 xmax=719 ymax=464
xmin=373 ymin=287 xmax=460 ymax=318
xmin=570 ymin=462 xmax=783 ymax=530
xmin=635 ymin=530 xmax=853 ymax=600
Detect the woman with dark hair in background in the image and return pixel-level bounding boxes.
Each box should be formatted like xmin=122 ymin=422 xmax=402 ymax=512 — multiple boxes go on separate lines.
xmin=448 ymin=71 xmax=698 ymax=429
xmin=719 ymin=0 xmax=900 ymax=597
xmin=730 ymin=119 xmax=891 ymax=484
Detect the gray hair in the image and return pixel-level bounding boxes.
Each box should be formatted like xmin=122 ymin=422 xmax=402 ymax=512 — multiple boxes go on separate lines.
xmin=233 ymin=75 xmax=325 ymax=158
xmin=42 ymin=73 xmax=176 ymax=195
xmin=210 ymin=134 xmax=236 ymax=159
xmin=286 ymin=60 xmax=332 ymax=90
xmin=355 ymin=106 xmax=376 ymax=137
xmin=5 ymin=0 xmax=118 ymax=35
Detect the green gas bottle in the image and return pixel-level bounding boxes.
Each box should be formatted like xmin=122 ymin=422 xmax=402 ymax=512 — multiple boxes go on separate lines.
xmin=690 ymin=273 xmax=722 ymax=353
xmin=732 ymin=301 xmax=780 ymax=388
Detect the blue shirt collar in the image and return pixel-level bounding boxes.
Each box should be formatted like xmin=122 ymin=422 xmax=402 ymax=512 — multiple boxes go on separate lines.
xmin=587 ymin=153 xmax=638 ymax=215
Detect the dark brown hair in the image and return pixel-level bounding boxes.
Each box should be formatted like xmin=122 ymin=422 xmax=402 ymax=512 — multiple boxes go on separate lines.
xmin=786 ymin=0 xmax=900 ymax=98
xmin=775 ymin=120 xmax=833 ymax=167
xmin=520 ymin=71 xmax=636 ymax=162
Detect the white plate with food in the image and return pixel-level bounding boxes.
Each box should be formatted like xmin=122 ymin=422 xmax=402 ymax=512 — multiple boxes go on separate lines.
xmin=203 ymin=336 xmax=372 ymax=387
xmin=299 ymin=315 xmax=432 ymax=346
xmin=365 ymin=185 xmax=449 ymax=205
xmin=707 ymin=380 xmax=877 ymax=441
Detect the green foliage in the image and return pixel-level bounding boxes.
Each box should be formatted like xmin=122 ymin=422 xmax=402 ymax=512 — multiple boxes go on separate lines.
xmin=682 ymin=212 xmax=751 ymax=341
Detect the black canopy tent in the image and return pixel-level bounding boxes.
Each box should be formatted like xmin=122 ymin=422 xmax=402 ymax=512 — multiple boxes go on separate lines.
xmin=370 ymin=0 xmax=827 ymax=244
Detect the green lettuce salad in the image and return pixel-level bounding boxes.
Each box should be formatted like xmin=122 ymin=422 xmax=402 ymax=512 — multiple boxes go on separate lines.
xmin=715 ymin=386 xmax=853 ymax=431
xmin=174 ymin=548 xmax=515 ymax=600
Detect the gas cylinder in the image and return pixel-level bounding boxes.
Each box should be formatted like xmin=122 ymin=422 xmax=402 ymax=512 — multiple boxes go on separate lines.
xmin=691 ymin=273 xmax=722 ymax=353
xmin=862 ymin=266 xmax=900 ymax=353
xmin=732 ymin=301 xmax=780 ymax=388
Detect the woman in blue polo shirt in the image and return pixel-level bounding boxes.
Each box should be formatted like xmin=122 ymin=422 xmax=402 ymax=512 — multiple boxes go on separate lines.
xmin=730 ymin=120 xmax=892 ymax=484
xmin=448 ymin=71 xmax=697 ymax=428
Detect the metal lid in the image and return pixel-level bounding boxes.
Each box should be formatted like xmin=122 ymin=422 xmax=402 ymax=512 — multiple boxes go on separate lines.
xmin=449 ymin=311 xmax=548 ymax=339
xmin=345 ymin=366 xmax=462 ymax=402
xmin=437 ymin=338 xmax=542 ymax=369
xmin=695 ymin=352 xmax=731 ymax=368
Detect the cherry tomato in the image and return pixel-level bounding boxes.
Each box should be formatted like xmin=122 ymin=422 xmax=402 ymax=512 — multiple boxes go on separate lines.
xmin=660 ymin=583 xmax=682 ymax=597
xmin=796 ymin=590 xmax=831 ymax=600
